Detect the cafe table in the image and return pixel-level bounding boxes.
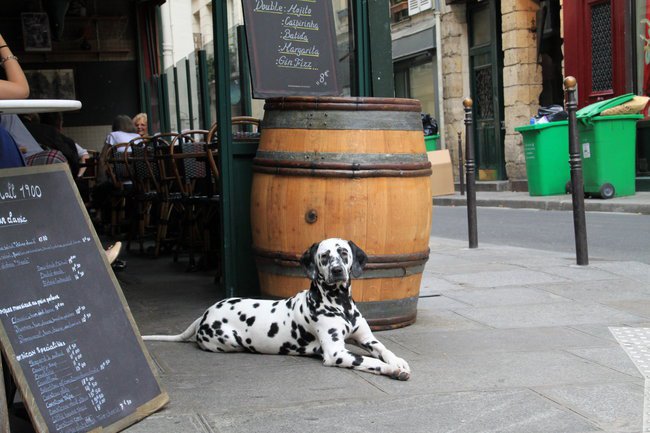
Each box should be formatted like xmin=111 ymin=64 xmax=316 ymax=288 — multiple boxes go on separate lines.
xmin=0 ymin=99 xmax=82 ymax=114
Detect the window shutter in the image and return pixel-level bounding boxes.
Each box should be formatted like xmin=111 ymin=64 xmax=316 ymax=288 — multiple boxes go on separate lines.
xmin=420 ymin=0 xmax=433 ymax=10
xmin=408 ymin=0 xmax=421 ymax=15
xmin=409 ymin=0 xmax=432 ymax=15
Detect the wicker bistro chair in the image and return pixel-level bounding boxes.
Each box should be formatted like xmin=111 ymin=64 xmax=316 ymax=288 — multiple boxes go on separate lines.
xmin=169 ymin=130 xmax=221 ymax=271
xmin=101 ymin=142 xmax=135 ymax=238
xmin=143 ymin=133 xmax=186 ymax=258
xmin=124 ymin=137 xmax=162 ymax=253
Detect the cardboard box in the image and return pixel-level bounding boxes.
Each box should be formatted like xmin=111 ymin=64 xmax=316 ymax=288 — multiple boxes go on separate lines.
xmin=427 ymin=149 xmax=455 ymax=196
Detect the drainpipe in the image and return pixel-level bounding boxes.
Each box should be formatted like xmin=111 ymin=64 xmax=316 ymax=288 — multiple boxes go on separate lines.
xmin=434 ymin=0 xmax=446 ymax=150
xmin=159 ymin=1 xmax=174 ymax=70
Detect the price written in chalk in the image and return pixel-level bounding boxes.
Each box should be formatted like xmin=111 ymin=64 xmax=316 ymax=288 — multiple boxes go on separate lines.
xmin=315 ymin=70 xmax=329 ymax=87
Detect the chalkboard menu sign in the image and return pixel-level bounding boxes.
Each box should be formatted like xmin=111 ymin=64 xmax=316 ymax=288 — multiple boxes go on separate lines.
xmin=0 ymin=165 xmax=168 ymax=433
xmin=241 ymin=0 xmax=341 ymax=98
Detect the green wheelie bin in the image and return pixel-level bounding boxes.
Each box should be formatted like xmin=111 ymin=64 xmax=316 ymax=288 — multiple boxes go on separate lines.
xmin=578 ymin=114 xmax=642 ymax=198
xmin=515 ymin=121 xmax=570 ymax=196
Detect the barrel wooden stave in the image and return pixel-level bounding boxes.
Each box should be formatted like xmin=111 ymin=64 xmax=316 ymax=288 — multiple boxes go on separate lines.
xmin=250 ymin=97 xmax=431 ymax=330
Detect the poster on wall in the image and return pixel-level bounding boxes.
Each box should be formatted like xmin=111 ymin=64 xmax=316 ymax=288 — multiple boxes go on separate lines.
xmin=24 ymin=69 xmax=76 ymax=100
xmin=241 ymin=0 xmax=341 ymax=98
xmin=21 ymin=13 xmax=52 ymax=52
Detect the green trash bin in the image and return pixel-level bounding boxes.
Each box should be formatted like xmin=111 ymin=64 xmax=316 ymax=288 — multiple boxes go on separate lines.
xmin=515 ymin=121 xmax=570 ymax=196
xmin=424 ymin=134 xmax=439 ymax=151
xmin=578 ymin=114 xmax=642 ymax=198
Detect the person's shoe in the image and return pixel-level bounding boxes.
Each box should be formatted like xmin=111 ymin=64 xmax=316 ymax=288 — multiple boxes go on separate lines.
xmin=105 ymin=241 xmax=122 ymax=265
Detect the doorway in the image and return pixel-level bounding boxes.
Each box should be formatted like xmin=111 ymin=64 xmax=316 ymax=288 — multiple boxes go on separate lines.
xmin=467 ymin=0 xmax=505 ymax=181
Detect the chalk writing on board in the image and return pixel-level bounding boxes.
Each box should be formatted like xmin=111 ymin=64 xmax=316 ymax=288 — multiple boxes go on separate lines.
xmin=0 ymin=165 xmax=166 ymax=433
xmin=242 ymin=0 xmax=341 ymax=98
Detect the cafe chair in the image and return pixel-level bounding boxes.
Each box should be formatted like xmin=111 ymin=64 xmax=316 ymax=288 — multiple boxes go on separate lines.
xmin=169 ymin=130 xmax=220 ymax=271
xmin=101 ymin=142 xmax=134 ymax=238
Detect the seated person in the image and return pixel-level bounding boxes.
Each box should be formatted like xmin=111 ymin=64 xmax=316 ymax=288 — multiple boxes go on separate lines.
xmin=21 ymin=113 xmax=80 ymax=177
xmin=40 ymin=112 xmax=91 ymax=178
xmin=0 ymin=124 xmax=25 ymax=168
xmin=133 ymin=112 xmax=148 ymax=136
xmin=0 ymin=114 xmax=44 ymax=157
xmin=105 ymin=114 xmax=142 ymax=146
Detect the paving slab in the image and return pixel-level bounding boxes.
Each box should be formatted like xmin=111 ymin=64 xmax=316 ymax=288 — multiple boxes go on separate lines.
xmin=453 ymin=301 xmax=648 ymax=329
xmin=532 ymin=382 xmax=645 ymax=432
xmin=202 ymin=389 xmax=600 ymax=433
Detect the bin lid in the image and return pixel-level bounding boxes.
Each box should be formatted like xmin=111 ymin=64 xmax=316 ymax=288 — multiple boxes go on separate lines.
xmin=515 ymin=120 xmax=568 ymax=132
xmin=576 ymin=93 xmax=635 ymax=119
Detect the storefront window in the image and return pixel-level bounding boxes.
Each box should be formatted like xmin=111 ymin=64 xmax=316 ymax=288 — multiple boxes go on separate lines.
xmin=394 ymin=54 xmax=436 ymax=119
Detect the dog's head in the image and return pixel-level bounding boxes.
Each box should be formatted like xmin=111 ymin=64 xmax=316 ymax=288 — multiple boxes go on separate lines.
xmin=300 ymin=238 xmax=368 ymax=286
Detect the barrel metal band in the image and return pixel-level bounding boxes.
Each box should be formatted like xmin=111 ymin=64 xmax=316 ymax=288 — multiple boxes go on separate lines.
xmin=253 ymin=248 xmax=430 ymax=279
xmin=253 ymin=151 xmax=432 ymax=178
xmin=261 ymin=110 xmax=423 ymax=131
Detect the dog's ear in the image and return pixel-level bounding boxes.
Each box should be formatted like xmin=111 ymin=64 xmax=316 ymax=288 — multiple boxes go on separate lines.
xmin=300 ymin=242 xmax=319 ymax=280
xmin=348 ymin=241 xmax=368 ymax=278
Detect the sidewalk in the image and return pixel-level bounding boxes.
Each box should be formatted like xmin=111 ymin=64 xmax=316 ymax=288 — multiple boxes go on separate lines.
xmin=433 ymin=190 xmax=650 ymax=215
xmin=115 ymin=236 xmax=649 ymax=433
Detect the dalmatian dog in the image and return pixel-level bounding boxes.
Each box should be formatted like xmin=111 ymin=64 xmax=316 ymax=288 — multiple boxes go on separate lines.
xmin=142 ymin=238 xmax=411 ymax=380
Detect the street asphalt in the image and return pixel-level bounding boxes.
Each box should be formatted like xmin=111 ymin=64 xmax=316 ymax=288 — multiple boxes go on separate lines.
xmin=8 ymin=191 xmax=650 ymax=433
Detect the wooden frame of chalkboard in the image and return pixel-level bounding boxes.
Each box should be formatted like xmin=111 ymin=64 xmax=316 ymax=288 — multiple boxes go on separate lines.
xmin=0 ymin=164 xmax=168 ymax=433
xmin=241 ymin=0 xmax=342 ymax=98
xmin=0 ymin=359 xmax=8 ymax=433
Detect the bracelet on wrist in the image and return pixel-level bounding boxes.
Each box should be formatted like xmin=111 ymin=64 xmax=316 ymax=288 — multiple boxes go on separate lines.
xmin=0 ymin=55 xmax=18 ymax=66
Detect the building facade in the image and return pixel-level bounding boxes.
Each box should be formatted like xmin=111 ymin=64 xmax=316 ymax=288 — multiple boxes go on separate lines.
xmin=393 ymin=0 xmax=648 ymax=189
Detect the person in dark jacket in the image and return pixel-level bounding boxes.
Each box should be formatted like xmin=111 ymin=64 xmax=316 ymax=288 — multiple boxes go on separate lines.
xmin=21 ymin=112 xmax=80 ymax=177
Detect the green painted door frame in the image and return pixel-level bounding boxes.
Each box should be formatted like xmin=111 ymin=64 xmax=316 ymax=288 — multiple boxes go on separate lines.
xmin=211 ymin=0 xmax=393 ymax=297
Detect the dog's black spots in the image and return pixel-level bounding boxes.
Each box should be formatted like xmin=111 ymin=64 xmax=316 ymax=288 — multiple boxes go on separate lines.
xmin=285 ymin=299 xmax=292 ymax=309
xmin=215 ymin=329 xmax=224 ymax=337
xmin=230 ymin=306 xmax=235 ymax=311
xmin=335 ymin=358 xmax=343 ymax=365
xmin=216 ymin=347 xmax=225 ymax=353
xmin=239 ymin=313 xmax=247 ymax=322
xmin=201 ymin=336 xmax=210 ymax=343
xmin=218 ymin=337 xmax=225 ymax=345
xmin=267 ymin=322 xmax=279 ymax=338
xmin=253 ymin=303 xmax=260 ymax=308
xmin=313 ymin=347 xmax=323 ymax=356
xmin=199 ymin=323 xmax=214 ymax=338
xmin=246 ymin=338 xmax=252 ymax=344
xmin=279 ymin=342 xmax=298 ymax=355
xmin=211 ymin=320 xmax=222 ymax=330
xmin=299 ymin=305 xmax=304 ymax=314
xmin=328 ymin=328 xmax=337 ymax=334
xmin=352 ymin=354 xmax=364 ymax=367
xmin=246 ymin=316 xmax=256 ymax=327
xmin=232 ymin=330 xmax=245 ymax=348
xmin=227 ymin=298 xmax=242 ymax=305
xmin=272 ymin=301 xmax=280 ymax=306
xmin=223 ymin=318 xmax=228 ymax=323
xmin=271 ymin=308 xmax=276 ymax=314
xmin=296 ymin=324 xmax=316 ymax=347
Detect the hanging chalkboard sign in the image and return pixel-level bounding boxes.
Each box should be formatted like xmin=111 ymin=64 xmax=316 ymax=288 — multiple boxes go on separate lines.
xmin=241 ymin=0 xmax=341 ymax=98
xmin=0 ymin=164 xmax=168 ymax=433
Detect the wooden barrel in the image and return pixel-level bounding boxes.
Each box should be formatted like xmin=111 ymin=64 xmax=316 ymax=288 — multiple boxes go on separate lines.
xmin=250 ymin=97 xmax=432 ymax=330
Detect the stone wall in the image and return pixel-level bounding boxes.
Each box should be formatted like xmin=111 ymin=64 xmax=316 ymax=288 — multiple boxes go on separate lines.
xmin=440 ymin=0 xmax=543 ymax=183
xmin=439 ymin=3 xmax=470 ymax=179
xmin=501 ymin=0 xmax=541 ymax=180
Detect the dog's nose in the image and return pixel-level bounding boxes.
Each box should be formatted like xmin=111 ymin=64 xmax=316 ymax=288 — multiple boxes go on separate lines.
xmin=331 ymin=265 xmax=344 ymax=276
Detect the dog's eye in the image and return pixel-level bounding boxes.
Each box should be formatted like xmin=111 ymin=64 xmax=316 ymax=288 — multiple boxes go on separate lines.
xmin=319 ymin=252 xmax=330 ymax=266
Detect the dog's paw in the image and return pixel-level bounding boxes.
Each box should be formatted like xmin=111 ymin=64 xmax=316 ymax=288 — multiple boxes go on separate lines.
xmin=390 ymin=357 xmax=410 ymax=381
xmin=390 ymin=367 xmax=410 ymax=381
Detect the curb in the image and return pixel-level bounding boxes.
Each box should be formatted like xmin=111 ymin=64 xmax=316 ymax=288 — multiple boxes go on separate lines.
xmin=433 ymin=194 xmax=650 ymax=215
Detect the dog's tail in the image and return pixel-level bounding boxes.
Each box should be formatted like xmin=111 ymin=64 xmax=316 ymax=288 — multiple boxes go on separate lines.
xmin=141 ymin=317 xmax=201 ymax=342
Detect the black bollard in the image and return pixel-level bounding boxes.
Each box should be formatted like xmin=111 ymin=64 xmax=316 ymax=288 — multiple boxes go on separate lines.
xmin=564 ymin=76 xmax=589 ymax=265
xmin=457 ymin=131 xmax=465 ymax=195
xmin=464 ymin=98 xmax=478 ymax=248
